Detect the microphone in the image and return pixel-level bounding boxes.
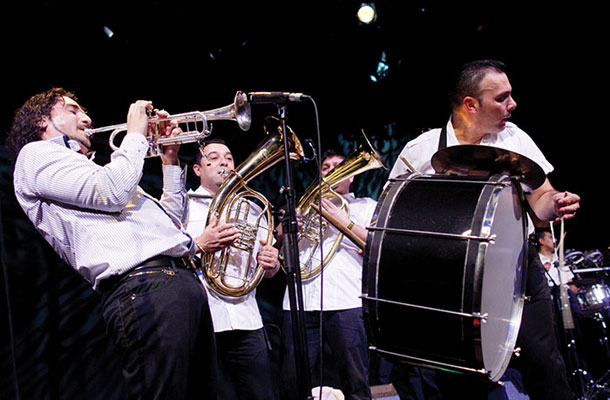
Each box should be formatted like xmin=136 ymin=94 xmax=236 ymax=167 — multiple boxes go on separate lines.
xmin=247 ymin=92 xmax=309 ymax=104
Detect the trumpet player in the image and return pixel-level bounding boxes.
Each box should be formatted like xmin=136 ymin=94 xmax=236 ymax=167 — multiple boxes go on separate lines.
xmin=279 ymin=149 xmax=377 ymax=400
xmin=8 ymin=88 xmax=219 ymax=400
xmin=186 ymin=138 xmax=280 ymax=400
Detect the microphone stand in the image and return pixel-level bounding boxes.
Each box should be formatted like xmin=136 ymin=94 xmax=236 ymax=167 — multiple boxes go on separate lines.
xmin=277 ymin=103 xmax=313 ymax=400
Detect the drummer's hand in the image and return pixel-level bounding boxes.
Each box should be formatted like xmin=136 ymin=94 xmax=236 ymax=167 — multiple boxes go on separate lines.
xmin=320 ymin=198 xmax=350 ymax=227
xmin=553 ymin=191 xmax=580 ymax=221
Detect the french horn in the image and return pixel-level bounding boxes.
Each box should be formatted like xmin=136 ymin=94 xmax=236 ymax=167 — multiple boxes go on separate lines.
xmin=297 ymin=131 xmax=386 ymax=280
xmin=201 ymin=117 xmax=304 ymax=297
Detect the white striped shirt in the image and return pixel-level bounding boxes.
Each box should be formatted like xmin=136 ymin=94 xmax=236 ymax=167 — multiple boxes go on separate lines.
xmin=13 ymin=133 xmax=195 ymax=291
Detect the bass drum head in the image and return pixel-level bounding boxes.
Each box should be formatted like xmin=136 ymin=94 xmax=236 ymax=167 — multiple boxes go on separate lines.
xmin=363 ymin=173 xmax=526 ymax=382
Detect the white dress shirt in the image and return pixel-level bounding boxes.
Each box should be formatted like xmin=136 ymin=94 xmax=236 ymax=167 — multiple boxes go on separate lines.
xmin=387 ymin=119 xmax=555 ymax=234
xmin=540 ymin=253 xmax=574 ymax=287
xmin=13 ymin=134 xmax=194 ymax=291
xmin=388 ymin=119 xmax=554 ymax=180
xmin=186 ymin=186 xmax=268 ymax=332
xmin=282 ymin=193 xmax=377 ymax=311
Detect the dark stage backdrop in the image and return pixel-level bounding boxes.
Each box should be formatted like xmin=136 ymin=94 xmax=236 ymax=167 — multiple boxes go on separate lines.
xmin=1 ymin=2 xmax=607 ymax=399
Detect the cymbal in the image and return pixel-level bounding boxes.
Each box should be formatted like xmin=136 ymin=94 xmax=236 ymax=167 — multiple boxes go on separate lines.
xmin=431 ymin=145 xmax=546 ymax=190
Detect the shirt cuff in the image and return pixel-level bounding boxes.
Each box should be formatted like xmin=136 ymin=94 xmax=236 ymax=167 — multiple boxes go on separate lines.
xmin=162 ymin=164 xmax=187 ymax=192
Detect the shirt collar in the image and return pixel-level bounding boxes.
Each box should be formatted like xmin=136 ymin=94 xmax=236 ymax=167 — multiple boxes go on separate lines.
xmin=47 ymin=135 xmax=82 ymax=153
xmin=447 ymin=117 xmax=498 ymax=145
xmin=188 ymin=186 xmax=214 ymax=199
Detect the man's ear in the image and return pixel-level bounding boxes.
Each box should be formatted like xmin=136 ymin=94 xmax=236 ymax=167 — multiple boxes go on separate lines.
xmin=193 ymin=163 xmax=202 ymax=177
xmin=463 ymin=96 xmax=478 ymax=112
xmin=38 ymin=117 xmax=51 ymax=139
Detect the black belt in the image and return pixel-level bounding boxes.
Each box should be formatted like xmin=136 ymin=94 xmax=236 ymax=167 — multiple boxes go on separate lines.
xmin=98 ymin=255 xmax=192 ymax=293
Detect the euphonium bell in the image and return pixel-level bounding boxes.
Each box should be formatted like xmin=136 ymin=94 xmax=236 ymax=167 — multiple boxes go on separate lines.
xmin=297 ymin=130 xmax=386 ymax=280
xmin=201 ymin=117 xmax=304 ymax=297
xmin=85 ymin=91 xmax=251 ymax=157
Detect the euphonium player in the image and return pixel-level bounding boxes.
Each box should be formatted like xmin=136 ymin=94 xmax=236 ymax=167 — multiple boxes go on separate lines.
xmin=8 ymin=88 xmax=221 ymax=399
xmin=186 ymin=138 xmax=280 ymax=400
xmin=279 ymin=149 xmax=377 ymax=400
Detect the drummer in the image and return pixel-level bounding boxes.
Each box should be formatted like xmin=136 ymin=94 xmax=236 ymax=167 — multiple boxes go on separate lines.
xmin=387 ymin=60 xmax=580 ymax=400
xmin=532 ymin=229 xmax=577 ymax=292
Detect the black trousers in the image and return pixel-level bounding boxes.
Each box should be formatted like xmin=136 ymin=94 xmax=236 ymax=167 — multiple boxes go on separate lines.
xmin=215 ymin=328 xmax=276 ymax=400
xmin=511 ymin=243 xmax=576 ymax=400
xmin=101 ymin=265 xmax=217 ymax=400
xmin=279 ymin=308 xmax=371 ymax=400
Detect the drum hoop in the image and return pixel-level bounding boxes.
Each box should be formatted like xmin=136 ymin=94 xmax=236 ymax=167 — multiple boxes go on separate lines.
xmin=467 ymin=175 xmax=527 ymax=380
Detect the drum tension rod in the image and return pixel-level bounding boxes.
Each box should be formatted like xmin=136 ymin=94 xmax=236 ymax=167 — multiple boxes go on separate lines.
xmin=366 ymin=227 xmax=497 ymax=243
xmin=369 ymin=346 xmax=489 ymax=377
xmin=361 ymin=294 xmax=489 ymax=322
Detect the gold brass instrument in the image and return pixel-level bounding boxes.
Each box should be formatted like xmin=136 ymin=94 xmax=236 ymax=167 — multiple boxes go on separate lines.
xmin=202 ymin=117 xmax=304 ymax=297
xmin=297 ymin=131 xmax=386 ymax=280
xmin=85 ymin=91 xmax=251 ymax=157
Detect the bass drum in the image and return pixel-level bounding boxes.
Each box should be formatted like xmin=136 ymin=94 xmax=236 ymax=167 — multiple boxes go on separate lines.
xmin=363 ymin=172 xmax=527 ymax=382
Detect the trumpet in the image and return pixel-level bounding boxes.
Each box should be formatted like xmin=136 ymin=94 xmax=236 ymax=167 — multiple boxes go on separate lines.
xmin=85 ymin=91 xmax=251 ymax=157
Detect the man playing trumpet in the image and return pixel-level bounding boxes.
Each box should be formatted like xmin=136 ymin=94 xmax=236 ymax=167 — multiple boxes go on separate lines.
xmin=8 ymin=88 xmax=223 ymax=400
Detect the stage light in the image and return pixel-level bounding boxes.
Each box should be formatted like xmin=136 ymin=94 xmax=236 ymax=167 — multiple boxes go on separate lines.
xmin=103 ymin=26 xmax=114 ymax=39
xmin=357 ymin=3 xmax=376 ymax=24
xmin=370 ymin=51 xmax=389 ymax=82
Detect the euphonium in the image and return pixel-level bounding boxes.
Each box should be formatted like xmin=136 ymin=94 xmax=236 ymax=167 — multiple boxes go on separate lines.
xmin=297 ymin=131 xmax=386 ymax=280
xmin=201 ymin=117 xmax=304 ymax=297
xmin=86 ymin=91 xmax=251 ymax=157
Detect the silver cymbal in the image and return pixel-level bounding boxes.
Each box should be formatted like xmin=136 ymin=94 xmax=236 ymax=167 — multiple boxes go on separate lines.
xmin=431 ymin=145 xmax=546 ymax=191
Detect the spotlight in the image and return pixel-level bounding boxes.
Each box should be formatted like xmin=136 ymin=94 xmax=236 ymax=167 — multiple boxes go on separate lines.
xmin=370 ymin=51 xmax=389 ymax=82
xmin=103 ymin=26 xmax=114 ymax=39
xmin=357 ymin=3 xmax=376 ymax=24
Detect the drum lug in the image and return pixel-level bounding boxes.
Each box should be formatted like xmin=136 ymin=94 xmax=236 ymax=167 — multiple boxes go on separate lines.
xmin=473 ymin=312 xmax=488 ymax=323
xmin=513 ymin=347 xmax=522 ymax=357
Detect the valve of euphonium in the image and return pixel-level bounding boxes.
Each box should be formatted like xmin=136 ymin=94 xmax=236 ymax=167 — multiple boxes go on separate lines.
xmin=201 ymin=118 xmax=304 ymax=297
xmin=296 ymin=131 xmax=386 ymax=281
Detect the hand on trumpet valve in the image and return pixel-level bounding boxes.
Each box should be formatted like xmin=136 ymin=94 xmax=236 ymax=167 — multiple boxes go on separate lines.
xmin=126 ymin=100 xmax=153 ymax=137
xmin=156 ymin=109 xmax=183 ymax=166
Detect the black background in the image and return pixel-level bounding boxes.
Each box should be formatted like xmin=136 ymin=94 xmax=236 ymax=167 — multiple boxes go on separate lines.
xmin=0 ymin=2 xmax=607 ymax=399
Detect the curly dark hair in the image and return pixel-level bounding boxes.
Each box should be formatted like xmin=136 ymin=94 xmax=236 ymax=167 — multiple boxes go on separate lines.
xmin=6 ymin=87 xmax=79 ymax=160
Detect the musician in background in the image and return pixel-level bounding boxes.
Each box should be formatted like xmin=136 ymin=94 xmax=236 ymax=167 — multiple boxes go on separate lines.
xmin=279 ymin=149 xmax=376 ymax=400
xmin=8 ymin=88 xmax=222 ymax=399
xmin=186 ymin=138 xmax=280 ymax=400
xmin=388 ymin=60 xmax=580 ymax=399
xmin=532 ymin=229 xmax=577 ymax=292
